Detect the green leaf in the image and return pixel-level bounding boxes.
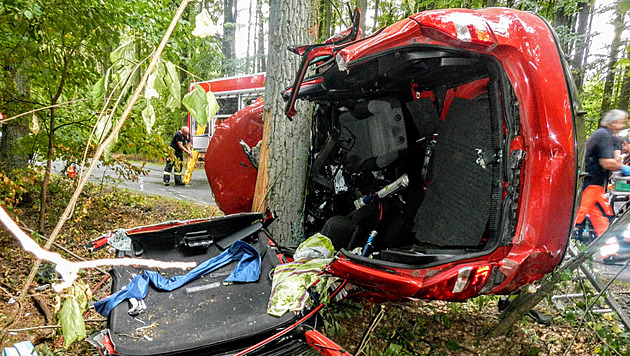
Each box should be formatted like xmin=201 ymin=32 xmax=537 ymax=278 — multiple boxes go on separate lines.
xmin=528 ymin=346 xmax=541 ymax=356
xmin=142 ymin=101 xmax=156 ymax=134
xmin=93 ymin=114 xmax=113 ymax=145
xmin=58 ymin=282 xmax=90 ymax=348
xmin=384 ymin=343 xmax=403 ymax=355
xmin=164 ymin=61 xmax=181 ymax=110
xmin=446 ymin=339 xmax=460 ymax=351
xmin=92 ymin=77 xmax=105 ymax=99
xmin=182 ymin=83 xmax=219 ymax=127
xmin=152 ymin=62 xmax=168 ymax=93
xmin=110 ymin=37 xmax=136 ymax=65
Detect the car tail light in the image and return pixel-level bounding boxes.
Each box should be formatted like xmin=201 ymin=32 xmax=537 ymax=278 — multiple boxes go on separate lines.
xmin=451 ymin=264 xmax=492 ymax=294
xmin=452 ymin=267 xmax=472 ymax=293
xmin=419 ymin=264 xmax=494 ymax=300
xmin=416 ymin=12 xmax=496 ymax=47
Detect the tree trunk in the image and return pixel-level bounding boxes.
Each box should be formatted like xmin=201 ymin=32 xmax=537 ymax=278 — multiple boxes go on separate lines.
xmin=570 ymin=0 xmax=593 ymax=90
xmin=601 ymin=6 xmax=624 ymax=113
xmin=0 ymin=117 xmax=30 ymax=174
xmin=246 ymin=0 xmax=254 ymax=72
xmin=38 ymin=55 xmax=69 ymax=232
xmin=357 ymin=0 xmax=367 ymax=36
xmin=222 ymin=0 xmax=237 ymax=76
xmin=256 ymin=0 xmax=266 ymax=72
xmin=373 ymin=0 xmax=379 ymax=31
xmin=552 ymin=7 xmax=570 ymax=53
xmin=38 ymin=109 xmax=54 ymax=232
xmin=253 ymin=0 xmax=314 ymax=246
xmin=0 ymin=66 xmax=31 ymax=174
xmin=319 ymin=0 xmax=332 ymax=41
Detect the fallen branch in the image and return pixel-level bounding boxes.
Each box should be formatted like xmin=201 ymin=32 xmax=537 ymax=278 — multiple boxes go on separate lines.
xmin=8 ymin=319 xmax=107 ymax=333
xmin=31 ymin=295 xmax=54 ymax=325
xmin=0 ymin=284 xmax=17 ymax=300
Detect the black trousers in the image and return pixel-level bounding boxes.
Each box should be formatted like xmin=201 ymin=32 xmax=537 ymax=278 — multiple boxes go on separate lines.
xmin=163 ymin=150 xmax=184 ymax=185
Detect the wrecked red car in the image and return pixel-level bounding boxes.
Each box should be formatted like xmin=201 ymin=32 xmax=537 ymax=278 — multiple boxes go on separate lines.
xmin=94 ymin=7 xmax=581 ymax=356
xmin=210 ymin=7 xmax=581 ymax=300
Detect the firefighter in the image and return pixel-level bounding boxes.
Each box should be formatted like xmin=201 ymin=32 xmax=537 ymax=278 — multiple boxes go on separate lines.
xmin=163 ymin=126 xmax=192 ymax=186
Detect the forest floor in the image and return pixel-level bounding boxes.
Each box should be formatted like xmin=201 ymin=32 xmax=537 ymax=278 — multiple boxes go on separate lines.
xmin=0 ymin=170 xmax=628 ymax=355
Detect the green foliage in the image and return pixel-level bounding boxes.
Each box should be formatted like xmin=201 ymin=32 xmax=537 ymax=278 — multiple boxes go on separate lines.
xmin=470 ymin=294 xmax=496 ymax=311
xmin=580 ymin=77 xmax=606 ymax=135
xmin=528 ymin=346 xmax=541 ymax=355
xmin=320 ymin=301 xmax=363 ymax=339
xmin=1 ymin=0 xmax=226 ymax=174
xmin=0 ymin=168 xmax=41 ymax=213
xmin=445 ymin=339 xmax=461 ymax=351
xmin=383 ymin=343 xmax=406 ymax=355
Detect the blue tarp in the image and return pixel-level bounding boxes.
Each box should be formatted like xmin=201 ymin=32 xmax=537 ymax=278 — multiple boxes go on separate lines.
xmin=94 ymin=240 xmax=260 ymax=316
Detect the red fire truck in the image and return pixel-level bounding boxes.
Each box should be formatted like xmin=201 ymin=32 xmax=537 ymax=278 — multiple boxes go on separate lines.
xmin=187 ymin=73 xmax=265 ymax=153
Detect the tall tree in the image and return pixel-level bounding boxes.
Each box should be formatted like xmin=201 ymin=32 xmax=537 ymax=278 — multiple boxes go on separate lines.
xmin=252 ymin=0 xmax=315 ymax=245
xmin=319 ymin=0 xmax=333 ymax=41
xmin=373 ymin=0 xmax=379 ymax=31
xmin=0 ymin=67 xmax=31 ymax=174
xmin=222 ymin=0 xmax=238 ymax=75
xmin=357 ymin=0 xmax=367 ymax=36
xmin=570 ymin=0 xmax=594 ymax=90
xmin=246 ymin=0 xmax=255 ymax=72
xmin=255 ymin=0 xmax=266 ymax=72
xmin=601 ymin=3 xmax=625 ymax=113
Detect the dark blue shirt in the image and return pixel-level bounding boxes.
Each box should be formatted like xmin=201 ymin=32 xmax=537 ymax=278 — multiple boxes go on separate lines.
xmin=583 ymin=127 xmax=618 ymax=188
xmin=169 ymin=131 xmax=190 ymax=154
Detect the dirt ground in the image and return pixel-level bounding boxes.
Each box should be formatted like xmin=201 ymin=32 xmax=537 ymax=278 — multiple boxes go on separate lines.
xmin=0 ymin=176 xmax=627 ymax=355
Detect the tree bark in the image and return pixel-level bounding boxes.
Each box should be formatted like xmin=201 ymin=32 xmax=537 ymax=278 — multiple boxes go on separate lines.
xmin=601 ymin=5 xmax=624 ymax=113
xmin=38 ymin=109 xmax=54 ymax=232
xmin=253 ymin=0 xmax=314 ymax=246
xmin=0 ymin=66 xmax=31 ymax=174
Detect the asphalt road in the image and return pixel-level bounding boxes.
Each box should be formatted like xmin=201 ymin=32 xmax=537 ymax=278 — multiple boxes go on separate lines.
xmin=49 ymin=160 xmax=215 ymax=206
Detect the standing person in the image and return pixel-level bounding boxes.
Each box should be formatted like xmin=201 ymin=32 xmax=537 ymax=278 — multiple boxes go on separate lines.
xmin=574 ymin=109 xmax=629 ymax=236
xmin=163 ymin=126 xmax=193 ymax=186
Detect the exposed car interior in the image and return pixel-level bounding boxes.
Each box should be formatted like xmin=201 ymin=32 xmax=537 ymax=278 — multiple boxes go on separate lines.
xmin=299 ymin=46 xmax=521 ymax=267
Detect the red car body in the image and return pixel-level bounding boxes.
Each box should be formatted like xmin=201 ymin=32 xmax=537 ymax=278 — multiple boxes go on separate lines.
xmin=207 ymin=7 xmax=580 ymax=304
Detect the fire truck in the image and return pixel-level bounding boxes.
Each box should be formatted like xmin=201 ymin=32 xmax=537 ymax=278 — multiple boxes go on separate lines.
xmin=187 ymin=73 xmax=265 ymax=153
